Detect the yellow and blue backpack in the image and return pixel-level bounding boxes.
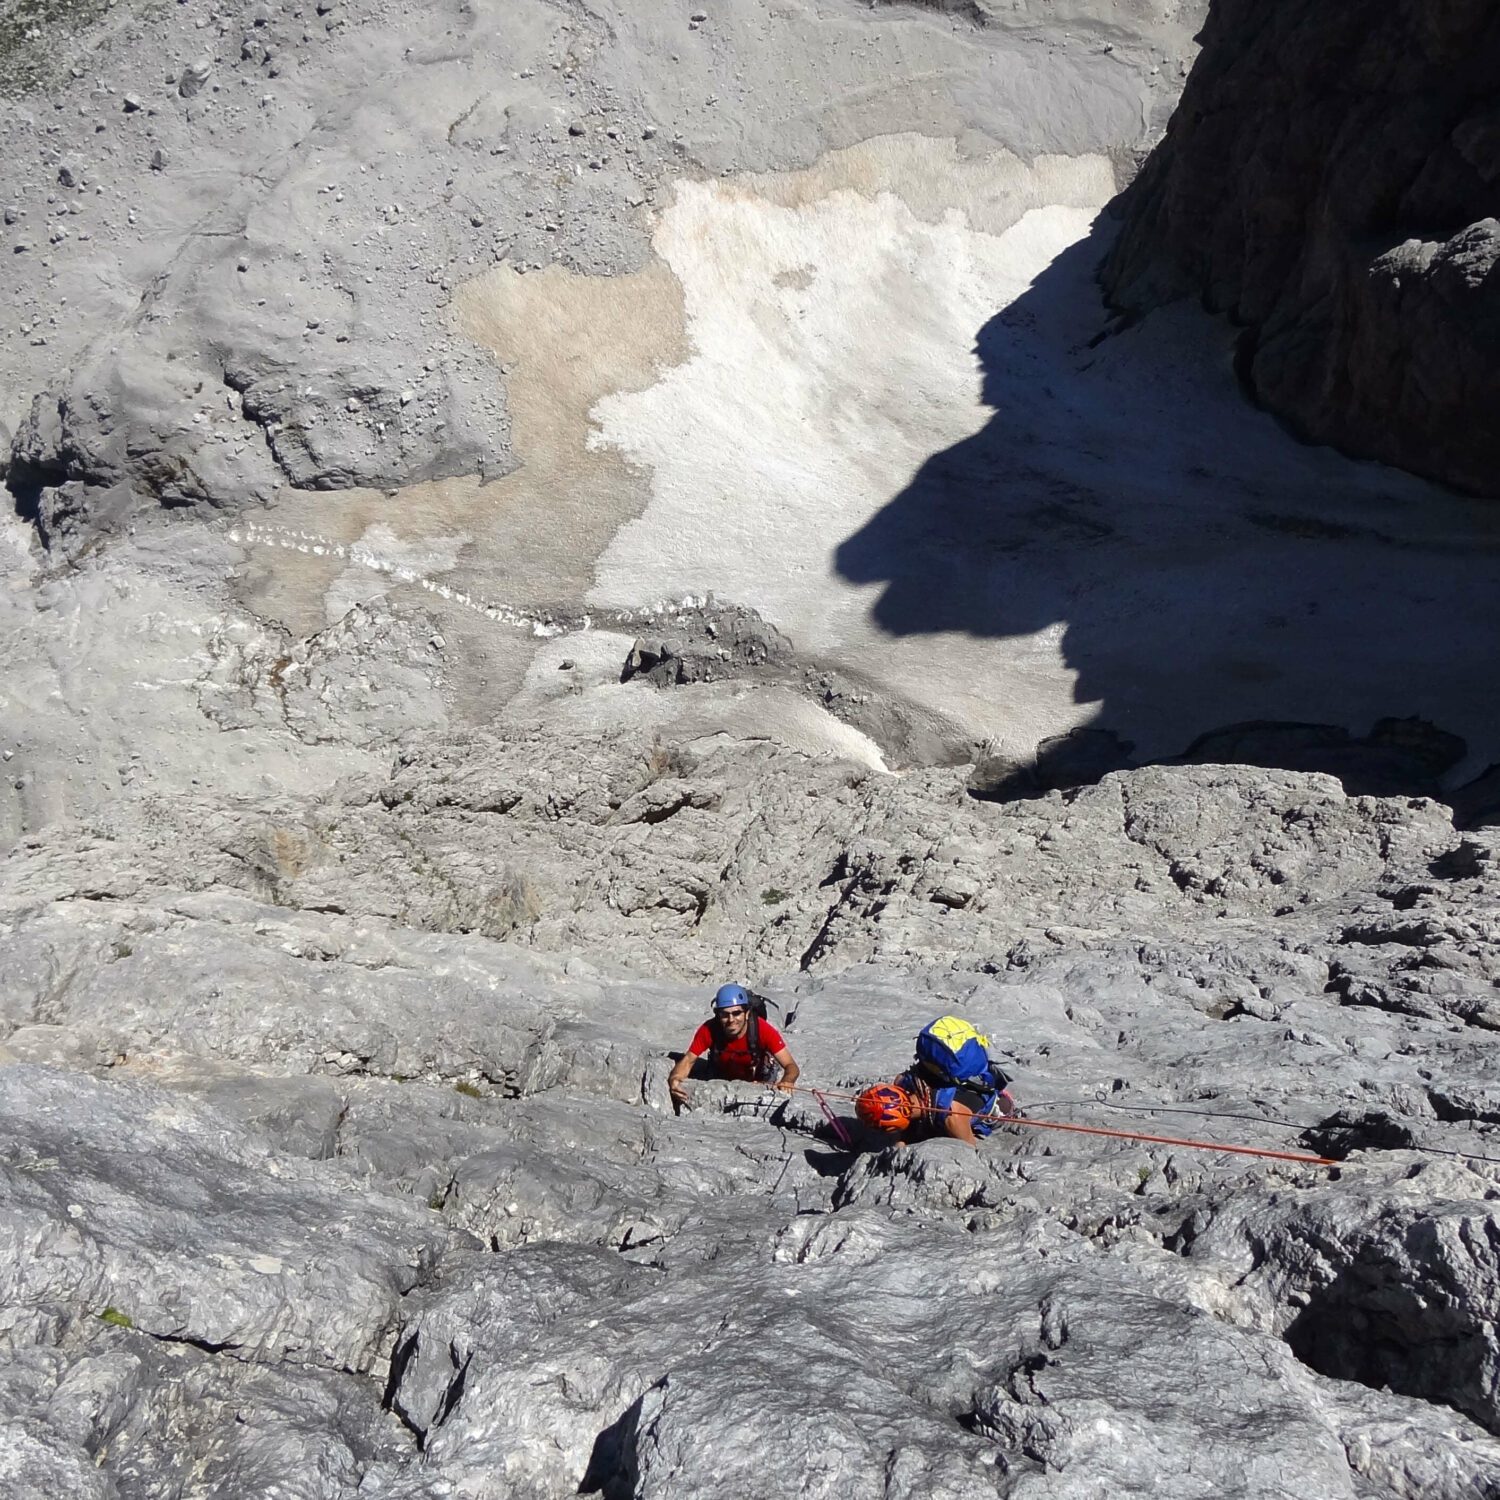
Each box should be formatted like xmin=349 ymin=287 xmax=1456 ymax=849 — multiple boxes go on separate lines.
xmin=911 ymin=1016 xmax=1011 ymax=1136
xmin=915 ymin=1016 xmax=995 ymax=1086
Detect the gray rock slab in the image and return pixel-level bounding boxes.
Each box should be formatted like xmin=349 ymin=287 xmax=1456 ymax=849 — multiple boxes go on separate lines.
xmin=0 ymin=1066 xmax=450 ymax=1374
xmin=0 ymin=760 xmax=1497 ymax=1494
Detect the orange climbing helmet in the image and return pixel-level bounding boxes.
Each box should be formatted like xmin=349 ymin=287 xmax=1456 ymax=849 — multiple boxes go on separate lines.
xmin=856 ymin=1083 xmax=915 ymax=1132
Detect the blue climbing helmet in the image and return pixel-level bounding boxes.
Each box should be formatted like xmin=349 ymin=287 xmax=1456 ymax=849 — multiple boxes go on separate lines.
xmin=713 ymin=983 xmax=750 ymax=1010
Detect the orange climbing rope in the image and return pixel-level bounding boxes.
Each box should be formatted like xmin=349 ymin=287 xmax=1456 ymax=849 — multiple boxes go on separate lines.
xmin=774 ymin=1084 xmax=1339 ymax=1167
xmin=992 ymin=1114 xmax=1338 ymax=1166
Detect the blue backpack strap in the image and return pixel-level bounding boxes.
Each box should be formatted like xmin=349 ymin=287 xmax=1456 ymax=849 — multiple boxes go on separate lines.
xmin=969 ymin=1086 xmax=1002 ymax=1136
xmin=941 ymin=1081 xmax=1004 ymax=1135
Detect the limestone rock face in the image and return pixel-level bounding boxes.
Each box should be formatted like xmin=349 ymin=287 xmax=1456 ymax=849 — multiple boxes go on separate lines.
xmin=5 ymin=737 xmax=1500 ymax=1496
xmin=1102 ymin=0 xmax=1500 ymax=496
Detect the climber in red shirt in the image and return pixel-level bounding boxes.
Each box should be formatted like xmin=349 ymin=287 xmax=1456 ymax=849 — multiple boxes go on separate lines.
xmin=667 ymin=984 xmax=800 ymax=1104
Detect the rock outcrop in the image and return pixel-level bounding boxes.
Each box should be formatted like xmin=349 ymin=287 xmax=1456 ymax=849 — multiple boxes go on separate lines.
xmin=1102 ymin=0 xmax=1500 ymax=497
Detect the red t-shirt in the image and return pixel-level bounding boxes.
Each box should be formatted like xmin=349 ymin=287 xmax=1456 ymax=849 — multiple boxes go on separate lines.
xmin=688 ymin=1017 xmax=786 ymax=1081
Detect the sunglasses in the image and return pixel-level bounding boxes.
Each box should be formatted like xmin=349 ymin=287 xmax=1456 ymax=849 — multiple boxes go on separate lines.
xmin=716 ymin=1006 xmax=748 ymax=1019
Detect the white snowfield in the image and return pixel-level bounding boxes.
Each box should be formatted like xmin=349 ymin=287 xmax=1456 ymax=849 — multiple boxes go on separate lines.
xmin=6 ymin=0 xmax=1494 ymax=833
xmin=456 ymin=137 xmax=1500 ymax=773
xmin=588 ymin=144 xmax=1112 ymax=636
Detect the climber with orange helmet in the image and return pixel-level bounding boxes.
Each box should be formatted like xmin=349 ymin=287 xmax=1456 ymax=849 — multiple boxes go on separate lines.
xmin=856 ymin=1015 xmax=1016 ymax=1147
xmin=668 ymin=984 xmax=800 ymax=1105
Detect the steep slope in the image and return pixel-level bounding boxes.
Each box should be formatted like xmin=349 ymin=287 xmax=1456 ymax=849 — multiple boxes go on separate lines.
xmin=4 ymin=736 xmax=1500 ymax=1496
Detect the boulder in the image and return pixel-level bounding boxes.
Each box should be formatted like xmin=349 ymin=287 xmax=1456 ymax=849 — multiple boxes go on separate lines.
xmin=969 ymin=727 xmax=1136 ymax=801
